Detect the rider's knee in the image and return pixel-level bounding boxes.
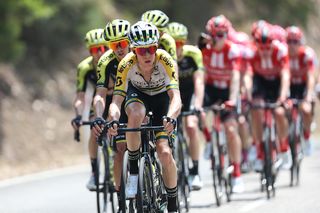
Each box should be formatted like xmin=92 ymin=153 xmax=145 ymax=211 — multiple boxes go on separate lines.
xmin=158 ymin=147 xmax=174 ymax=166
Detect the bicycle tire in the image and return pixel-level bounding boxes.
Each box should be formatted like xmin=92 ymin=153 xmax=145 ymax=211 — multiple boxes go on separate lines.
xmin=176 ymin=133 xmax=190 ymax=212
xmin=119 ymin=151 xmax=129 ymax=213
xmin=137 ymin=156 xmax=155 ymax=213
xmin=262 ymin=126 xmax=274 ymax=199
xmin=211 ymin=130 xmax=223 ymax=206
xmin=96 ymin=146 xmax=109 ymax=213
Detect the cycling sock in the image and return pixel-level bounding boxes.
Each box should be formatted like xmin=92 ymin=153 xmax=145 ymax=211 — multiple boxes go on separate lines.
xmin=128 ymin=149 xmax=140 ymax=175
xmin=303 ymin=130 xmax=310 ymax=140
xmin=242 ymin=149 xmax=248 ymax=162
xmin=203 ymin=127 xmax=211 ymax=142
xmin=232 ymin=162 xmax=241 ymax=177
xmin=90 ymin=158 xmax=98 ymax=174
xmin=190 ymin=160 xmax=199 ymax=175
xmin=166 ymin=185 xmax=178 ymax=212
xmin=280 ymin=138 xmax=289 ymax=152
xmin=256 ymin=142 xmax=264 ymax=160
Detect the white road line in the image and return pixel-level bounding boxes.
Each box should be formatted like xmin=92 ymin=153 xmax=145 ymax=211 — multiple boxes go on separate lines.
xmin=0 ymin=164 xmax=88 ymax=188
xmin=239 ymin=199 xmax=267 ymax=212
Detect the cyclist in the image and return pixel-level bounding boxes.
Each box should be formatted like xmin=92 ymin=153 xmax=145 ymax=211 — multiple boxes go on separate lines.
xmin=141 ymin=9 xmax=177 ymax=61
xmin=249 ymin=26 xmax=292 ymax=170
xmin=286 ymin=26 xmax=316 ymax=156
xmin=229 ymin=30 xmax=254 ymax=173
xmin=104 ymin=21 xmax=181 ymax=213
xmin=91 ymin=19 xmax=131 ymax=196
xmin=167 ymin=22 xmax=205 ymax=190
xmin=201 ymin=15 xmax=244 ymax=193
xmin=71 ymin=29 xmax=108 ymax=190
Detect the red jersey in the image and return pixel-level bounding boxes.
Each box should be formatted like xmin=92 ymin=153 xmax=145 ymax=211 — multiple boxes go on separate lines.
xmin=289 ymin=46 xmax=315 ymax=84
xmin=202 ymin=40 xmax=241 ymax=88
xmin=249 ymin=42 xmax=289 ymax=80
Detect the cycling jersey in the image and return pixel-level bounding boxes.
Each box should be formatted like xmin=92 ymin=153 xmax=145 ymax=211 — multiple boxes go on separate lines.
xmin=249 ymin=41 xmax=289 ymax=80
xmin=202 ymin=40 xmax=241 ymax=88
xmin=289 ymin=46 xmax=315 ymax=85
xmin=113 ymin=49 xmax=179 ymax=97
xmin=159 ymin=32 xmax=177 ymax=61
xmin=96 ymin=49 xmax=119 ymax=93
xmin=178 ymin=45 xmax=204 ymax=111
xmin=76 ymin=56 xmax=97 ymax=92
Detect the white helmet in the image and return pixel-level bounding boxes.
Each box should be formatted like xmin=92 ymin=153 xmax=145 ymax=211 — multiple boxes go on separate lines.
xmin=129 ymin=21 xmax=160 ymax=47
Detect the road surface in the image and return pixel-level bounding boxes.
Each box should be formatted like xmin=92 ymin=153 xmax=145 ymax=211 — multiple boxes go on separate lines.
xmin=1 ymin=141 xmax=320 ymax=213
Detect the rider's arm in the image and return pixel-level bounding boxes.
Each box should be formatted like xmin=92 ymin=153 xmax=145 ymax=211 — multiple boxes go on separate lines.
xmin=73 ymin=92 xmax=85 ymax=116
xmin=305 ymin=58 xmax=316 ymax=102
xmin=108 ymin=95 xmax=124 ymax=121
xmin=167 ymin=89 xmax=182 ymax=119
xmin=229 ymin=70 xmax=240 ymax=104
xmin=93 ymin=88 xmax=107 ymax=118
xmin=193 ymin=70 xmax=205 ymax=109
xmin=279 ymin=68 xmax=290 ymax=102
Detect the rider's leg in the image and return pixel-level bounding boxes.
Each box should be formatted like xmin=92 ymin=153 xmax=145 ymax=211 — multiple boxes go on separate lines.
xmin=157 ymin=138 xmax=178 ymax=212
xmin=275 ymin=106 xmax=289 ymax=152
xmin=301 ymin=101 xmax=313 ymax=140
xmin=186 ymin=115 xmax=200 ymax=175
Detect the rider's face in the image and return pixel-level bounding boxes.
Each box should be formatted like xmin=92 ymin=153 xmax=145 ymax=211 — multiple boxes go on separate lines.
xmin=135 ymin=45 xmax=157 ymax=70
xmin=109 ymin=39 xmax=130 ymax=60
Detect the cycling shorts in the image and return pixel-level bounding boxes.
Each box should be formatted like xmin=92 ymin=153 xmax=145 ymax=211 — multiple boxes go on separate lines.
xmin=125 ymin=83 xmax=169 ymax=140
xmin=290 ymin=83 xmax=306 ymax=100
xmin=204 ymin=85 xmax=236 ymax=122
xmin=252 ymin=74 xmax=280 ymax=102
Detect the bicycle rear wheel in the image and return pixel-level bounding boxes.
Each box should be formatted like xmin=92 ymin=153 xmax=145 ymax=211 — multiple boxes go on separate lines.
xmin=137 ymin=156 xmax=156 ymax=213
xmin=119 ymin=151 xmax=129 ymax=213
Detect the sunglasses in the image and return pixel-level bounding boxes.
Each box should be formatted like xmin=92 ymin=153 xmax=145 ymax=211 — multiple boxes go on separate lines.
xmin=287 ymin=39 xmax=300 ymax=45
xmin=215 ymin=32 xmax=227 ymax=39
xmin=175 ymin=40 xmax=185 ymax=48
xmin=89 ymin=45 xmax=107 ymax=54
xmin=108 ymin=40 xmax=129 ymax=51
xmin=135 ymin=46 xmax=157 ymax=56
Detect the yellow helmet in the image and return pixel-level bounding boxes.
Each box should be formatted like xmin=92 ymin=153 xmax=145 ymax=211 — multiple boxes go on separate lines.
xmin=104 ymin=19 xmax=130 ymax=42
xmin=141 ymin=10 xmax=169 ymax=30
xmin=167 ymin=22 xmax=188 ymax=41
xmin=84 ymin=29 xmax=106 ymax=48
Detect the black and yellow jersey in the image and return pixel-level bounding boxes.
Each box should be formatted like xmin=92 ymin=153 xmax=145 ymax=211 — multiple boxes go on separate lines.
xmin=178 ymin=45 xmax=204 ymax=91
xmin=96 ymin=49 xmax=120 ymax=94
xmin=113 ymin=49 xmax=179 ymax=97
xmin=159 ymin=32 xmax=177 ymax=61
xmin=76 ymin=56 xmax=97 ymax=92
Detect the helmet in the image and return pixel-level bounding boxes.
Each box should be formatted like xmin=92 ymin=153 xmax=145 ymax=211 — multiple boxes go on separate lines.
xmin=253 ymin=26 xmax=273 ymax=44
xmin=272 ymin=25 xmax=286 ymax=43
xmin=251 ymin=20 xmax=269 ymax=37
xmin=286 ymin=26 xmax=303 ymax=42
xmin=104 ymin=19 xmax=130 ymax=42
xmin=167 ymin=22 xmax=188 ymax=41
xmin=141 ymin=10 xmax=169 ymax=30
xmin=85 ymin=29 xmax=106 ymax=48
xmin=206 ymin=15 xmax=230 ymax=36
xmin=129 ymin=21 xmax=160 ymax=47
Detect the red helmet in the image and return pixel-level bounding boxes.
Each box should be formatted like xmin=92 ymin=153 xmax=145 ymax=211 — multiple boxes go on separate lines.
xmin=286 ymin=26 xmax=303 ymax=42
xmin=206 ymin=15 xmax=230 ymax=36
xmin=251 ymin=20 xmax=269 ymax=37
xmin=253 ymin=26 xmax=273 ymax=44
xmin=272 ymin=25 xmax=286 ymax=43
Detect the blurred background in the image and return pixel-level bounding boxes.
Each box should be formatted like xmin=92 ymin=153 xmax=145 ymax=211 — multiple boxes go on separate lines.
xmin=0 ymin=0 xmax=319 ymax=180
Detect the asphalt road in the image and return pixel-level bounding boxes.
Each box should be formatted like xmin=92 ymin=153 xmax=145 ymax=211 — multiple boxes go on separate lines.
xmin=0 ymin=140 xmax=320 ymax=213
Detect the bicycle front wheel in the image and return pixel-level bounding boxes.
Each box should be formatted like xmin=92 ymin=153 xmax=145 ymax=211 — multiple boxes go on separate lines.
xmin=137 ymin=156 xmax=155 ymax=213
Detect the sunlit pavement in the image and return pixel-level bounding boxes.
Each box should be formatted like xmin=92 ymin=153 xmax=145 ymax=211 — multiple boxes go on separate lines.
xmin=0 ymin=137 xmax=319 ymax=213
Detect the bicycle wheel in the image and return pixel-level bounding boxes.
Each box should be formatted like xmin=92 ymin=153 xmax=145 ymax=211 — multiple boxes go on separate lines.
xmin=119 ymin=151 xmax=129 ymax=213
xmin=211 ymin=130 xmax=223 ymax=206
xmin=137 ymin=156 xmax=156 ymax=213
xmin=262 ymin=127 xmax=274 ymax=199
xmin=289 ymin=121 xmax=302 ymax=187
xmin=176 ymin=134 xmax=190 ymax=212
xmin=96 ymin=145 xmax=110 ymax=213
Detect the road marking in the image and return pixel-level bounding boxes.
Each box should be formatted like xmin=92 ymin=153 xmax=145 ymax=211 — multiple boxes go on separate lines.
xmin=0 ymin=165 xmax=88 ymax=188
xmin=239 ymin=199 xmax=267 ymax=212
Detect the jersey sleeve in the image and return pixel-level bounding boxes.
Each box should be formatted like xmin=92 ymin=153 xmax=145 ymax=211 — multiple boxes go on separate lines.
xmin=76 ymin=57 xmax=94 ymax=92
xmin=159 ymin=33 xmax=177 ymax=61
xmin=229 ymin=44 xmax=241 ymax=71
xmin=305 ymin=47 xmax=316 ymax=73
xmin=96 ymin=50 xmax=115 ymax=88
xmin=113 ymin=53 xmax=135 ymax=97
xmin=158 ymin=50 xmax=179 ymax=91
